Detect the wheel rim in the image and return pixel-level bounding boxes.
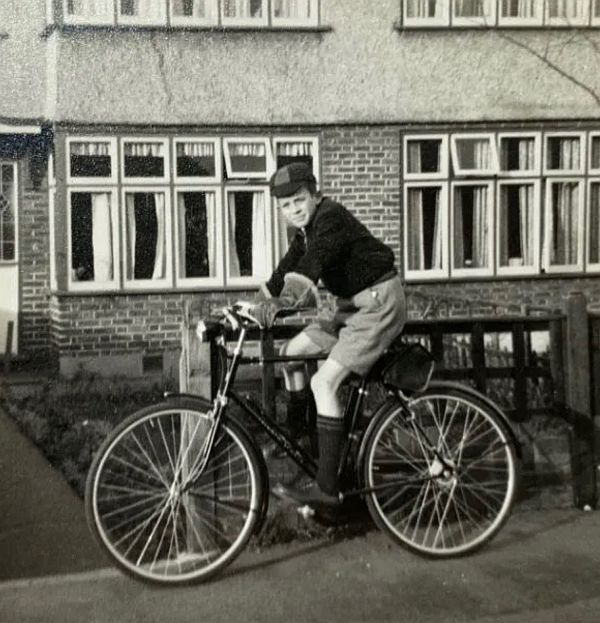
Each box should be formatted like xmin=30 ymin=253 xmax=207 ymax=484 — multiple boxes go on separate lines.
xmin=90 ymin=409 xmax=259 ymax=582
xmin=367 ymin=394 xmax=516 ymax=555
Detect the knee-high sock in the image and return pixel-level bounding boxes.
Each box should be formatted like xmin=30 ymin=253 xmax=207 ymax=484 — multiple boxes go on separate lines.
xmin=316 ymin=415 xmax=345 ymax=495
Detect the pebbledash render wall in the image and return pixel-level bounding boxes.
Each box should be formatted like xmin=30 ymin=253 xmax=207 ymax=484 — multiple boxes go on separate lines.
xmin=44 ymin=123 xmax=600 ymax=378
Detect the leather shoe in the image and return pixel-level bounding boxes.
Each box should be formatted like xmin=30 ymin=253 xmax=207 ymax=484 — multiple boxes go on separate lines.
xmin=272 ymin=480 xmax=341 ymax=507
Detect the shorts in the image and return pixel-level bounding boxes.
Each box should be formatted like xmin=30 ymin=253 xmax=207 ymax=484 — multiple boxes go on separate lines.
xmin=302 ymin=275 xmax=406 ymax=376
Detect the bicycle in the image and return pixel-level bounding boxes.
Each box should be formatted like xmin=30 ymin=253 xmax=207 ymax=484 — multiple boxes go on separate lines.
xmin=85 ymin=304 xmax=520 ymax=585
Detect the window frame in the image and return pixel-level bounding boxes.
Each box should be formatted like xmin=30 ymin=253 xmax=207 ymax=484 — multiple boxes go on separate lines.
xmin=497 ymin=131 xmax=542 ymax=177
xmin=272 ymin=135 xmax=320 ymax=181
xmin=495 ymin=179 xmax=541 ymax=276
xmin=121 ymin=137 xmax=170 ymax=185
xmin=224 ymin=184 xmax=273 ymax=287
xmin=403 ymin=181 xmax=449 ymax=281
xmin=121 ymin=186 xmax=173 ymax=290
xmin=450 ymin=180 xmax=495 ymax=278
xmin=221 ymin=0 xmax=269 ymax=27
xmin=174 ymin=185 xmax=223 ymax=288
xmin=451 ymin=0 xmax=497 ymax=27
xmin=403 ymin=134 xmax=449 ymax=181
xmin=169 ymin=0 xmax=220 ymax=26
xmin=451 ymin=133 xmax=500 ymax=177
xmin=589 ymin=131 xmax=600 ymax=174
xmin=543 ymin=131 xmax=586 ymax=176
xmin=66 ymin=136 xmax=118 ymax=186
xmin=62 ymin=0 xmax=116 ymax=25
xmin=223 ymin=136 xmax=274 ymax=180
xmin=587 ymin=178 xmax=600 ymax=272
xmin=542 ymin=177 xmax=585 ymax=273
xmin=402 ymin=0 xmax=450 ymax=27
xmin=0 ymin=161 xmax=18 ymax=265
xmin=66 ymin=187 xmax=120 ymax=291
xmin=271 ymin=0 xmax=319 ymax=27
xmin=544 ymin=0 xmax=590 ymax=26
xmin=497 ymin=0 xmax=544 ymax=26
xmin=173 ymin=137 xmax=221 ymax=185
xmin=117 ymin=0 xmax=168 ymax=26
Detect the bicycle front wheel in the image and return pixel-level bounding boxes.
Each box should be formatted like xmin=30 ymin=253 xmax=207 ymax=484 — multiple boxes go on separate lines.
xmin=362 ymin=389 xmax=518 ymax=557
xmin=85 ymin=400 xmax=264 ymax=584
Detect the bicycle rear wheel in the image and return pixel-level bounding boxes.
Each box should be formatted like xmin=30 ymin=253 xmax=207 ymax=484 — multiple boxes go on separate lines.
xmin=85 ymin=399 xmax=264 ymax=584
xmin=362 ymin=388 xmax=518 ymax=557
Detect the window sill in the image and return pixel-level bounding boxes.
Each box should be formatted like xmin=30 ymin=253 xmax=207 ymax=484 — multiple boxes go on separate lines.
xmin=41 ymin=23 xmax=332 ymax=38
xmin=405 ymin=271 xmax=600 ymax=285
xmin=394 ymin=21 xmax=600 ymax=32
xmin=51 ymin=284 xmax=262 ymax=297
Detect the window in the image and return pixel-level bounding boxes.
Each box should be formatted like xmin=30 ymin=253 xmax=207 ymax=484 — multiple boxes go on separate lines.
xmin=174 ymin=138 xmax=220 ymax=183
xmin=0 ymin=163 xmax=16 ymax=263
xmin=403 ymin=0 xmax=450 ymax=26
xmin=545 ymin=0 xmax=589 ymax=26
xmin=175 ymin=188 xmax=222 ymax=285
xmin=271 ymin=0 xmax=318 ymax=26
xmin=452 ymin=0 xmax=497 ymax=26
xmin=118 ymin=0 xmax=167 ymax=24
xmin=223 ymin=137 xmax=273 ymax=178
xmin=225 ymin=187 xmax=272 ymax=284
xmin=543 ymin=179 xmax=584 ymax=271
xmin=404 ymin=135 xmax=448 ymax=179
xmin=497 ymin=181 xmax=540 ymax=274
xmin=588 ymin=180 xmax=600 ymax=269
xmin=544 ymin=133 xmax=584 ymax=175
xmin=498 ymin=133 xmax=540 ymax=176
xmin=451 ymin=134 xmax=499 ymax=176
xmin=498 ymin=0 xmax=543 ymax=26
xmin=67 ymin=137 xmax=117 ymax=184
xmin=63 ymin=0 xmax=114 ymax=25
xmin=170 ymin=0 xmax=218 ymax=25
xmin=593 ymin=0 xmax=600 ymax=24
xmin=61 ymin=133 xmax=318 ymax=291
xmin=221 ymin=0 xmax=268 ymax=26
xmin=123 ymin=189 xmax=172 ymax=288
xmin=451 ymin=182 xmax=494 ymax=276
xmin=589 ymin=132 xmax=600 ymax=173
xmin=68 ymin=189 xmax=119 ymax=289
xmin=121 ymin=139 xmax=169 ymax=184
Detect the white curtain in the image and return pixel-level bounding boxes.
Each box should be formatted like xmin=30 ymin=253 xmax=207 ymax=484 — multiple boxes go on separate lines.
xmin=225 ymin=0 xmax=262 ymax=18
xmin=172 ymin=0 xmax=210 ymax=17
xmin=519 ymin=185 xmax=534 ymax=265
xmin=91 ymin=193 xmax=113 ymax=282
xmin=70 ymin=142 xmax=110 ymax=156
xmin=408 ymin=141 xmax=422 ymax=174
xmin=407 ymin=0 xmax=443 ymax=17
xmin=69 ymin=0 xmax=112 ymax=17
xmin=177 ymin=142 xmax=214 ymax=157
xmin=551 ymin=182 xmax=579 ymax=265
xmin=559 ymin=138 xmax=580 ymax=169
xmin=502 ymin=0 xmax=536 ymax=17
xmin=126 ymin=194 xmax=136 ymax=279
xmin=251 ymin=192 xmax=268 ymax=276
xmin=455 ymin=0 xmax=486 ymax=17
xmin=276 ymin=142 xmax=313 ymax=157
xmin=518 ymin=138 xmax=534 ymax=170
xmin=474 ymin=139 xmax=490 ymax=169
xmin=124 ymin=142 xmax=164 ymax=157
xmin=472 ymin=187 xmax=488 ymax=268
xmin=274 ymin=0 xmax=311 ymax=18
xmin=227 ymin=193 xmax=241 ymax=277
xmin=549 ymin=0 xmax=584 ymax=18
xmin=206 ymin=193 xmax=216 ymax=276
xmin=152 ymin=193 xmax=165 ymax=280
xmin=590 ymin=184 xmax=600 ymax=264
xmin=230 ymin=142 xmax=265 ymax=157
xmin=121 ymin=0 xmax=165 ymax=18
xmin=592 ymin=137 xmax=600 ymax=170
xmin=408 ymin=189 xmax=425 ymax=270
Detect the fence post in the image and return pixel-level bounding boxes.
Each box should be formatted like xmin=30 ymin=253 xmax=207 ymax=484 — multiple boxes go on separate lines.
xmin=564 ymin=291 xmax=595 ymax=508
xmin=179 ymin=301 xmax=211 ymax=399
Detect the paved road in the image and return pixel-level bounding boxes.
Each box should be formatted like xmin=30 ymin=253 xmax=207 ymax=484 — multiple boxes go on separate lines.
xmin=1 ymin=508 xmax=599 ymax=623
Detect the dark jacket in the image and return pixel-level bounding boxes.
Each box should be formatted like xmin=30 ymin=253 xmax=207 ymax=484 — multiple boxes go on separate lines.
xmin=266 ymin=197 xmax=395 ymax=299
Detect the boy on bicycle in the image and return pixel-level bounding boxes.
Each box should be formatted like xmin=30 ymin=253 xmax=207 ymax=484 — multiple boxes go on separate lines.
xmin=250 ymin=162 xmax=406 ymax=506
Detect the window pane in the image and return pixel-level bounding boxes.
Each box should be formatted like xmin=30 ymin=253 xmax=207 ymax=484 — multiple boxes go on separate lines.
xmin=546 ymin=136 xmax=581 ymax=171
xmin=406 ymin=187 xmax=443 ymax=271
xmin=454 ymin=138 xmax=492 ymax=171
xmin=453 ymin=185 xmax=490 ymax=269
xmin=171 ymin=0 xmax=214 ymax=18
xmin=595 ymin=0 xmax=600 ymax=17
xmin=406 ymin=0 xmax=445 ymax=18
xmin=273 ymin=0 xmax=313 ymax=19
xmin=223 ymin=0 xmax=263 ymax=18
xmin=0 ymin=165 xmax=15 ymax=262
xmin=226 ymin=141 xmax=267 ymax=175
xmin=499 ymin=136 xmax=536 ymax=172
xmin=70 ymin=192 xmax=114 ymax=282
xmin=125 ymin=192 xmax=167 ymax=280
xmin=177 ymin=192 xmax=217 ymax=278
xmin=119 ymin=0 xmax=165 ymax=19
xmin=70 ymin=141 xmax=112 ymax=178
xmin=227 ymin=191 xmax=269 ymax=278
xmin=124 ymin=142 xmax=165 ymax=178
xmin=591 ymin=136 xmax=600 ymax=170
xmin=406 ymin=139 xmax=442 ymax=175
xmin=176 ymin=142 xmax=216 ymax=178
xmin=499 ymin=184 xmax=535 ymax=267
xmin=548 ymin=0 xmax=585 ymax=18
xmin=275 ymin=141 xmax=313 ymax=170
xmin=66 ymin=0 xmax=113 ymax=18
xmin=484 ymin=332 xmax=514 ymax=367
xmin=590 ymin=183 xmax=600 ymax=264
xmin=501 ymin=0 xmax=537 ymax=18
xmin=548 ymin=182 xmax=579 ymax=266
xmin=454 ymin=0 xmax=491 ymax=18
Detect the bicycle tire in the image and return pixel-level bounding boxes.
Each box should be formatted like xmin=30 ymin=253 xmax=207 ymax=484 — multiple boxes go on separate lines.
xmin=85 ymin=398 xmax=264 ymax=584
xmin=361 ymin=388 xmax=518 ymax=557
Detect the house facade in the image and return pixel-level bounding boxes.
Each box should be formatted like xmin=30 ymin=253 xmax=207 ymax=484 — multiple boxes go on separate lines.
xmin=2 ymin=0 xmax=600 ymax=377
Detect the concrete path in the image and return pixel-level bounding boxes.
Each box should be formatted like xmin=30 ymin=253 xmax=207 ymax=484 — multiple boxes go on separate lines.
xmin=1 ymin=509 xmax=599 ymax=623
xmin=0 ymin=407 xmax=105 ymax=580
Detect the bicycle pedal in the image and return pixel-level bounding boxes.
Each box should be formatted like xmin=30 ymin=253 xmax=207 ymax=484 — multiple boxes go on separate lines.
xmin=297 ymin=504 xmax=316 ymax=519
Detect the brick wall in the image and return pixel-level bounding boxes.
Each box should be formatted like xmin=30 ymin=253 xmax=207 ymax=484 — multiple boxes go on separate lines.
xmin=19 ymin=154 xmax=52 ymax=361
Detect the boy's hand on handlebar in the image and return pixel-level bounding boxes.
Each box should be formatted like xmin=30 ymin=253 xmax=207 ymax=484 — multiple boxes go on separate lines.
xmin=234 ymin=299 xmax=284 ymax=328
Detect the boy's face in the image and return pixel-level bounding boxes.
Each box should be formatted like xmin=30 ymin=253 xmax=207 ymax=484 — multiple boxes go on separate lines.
xmin=276 ymin=187 xmax=318 ymax=228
